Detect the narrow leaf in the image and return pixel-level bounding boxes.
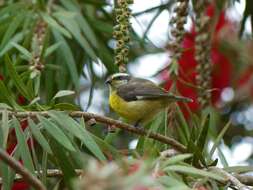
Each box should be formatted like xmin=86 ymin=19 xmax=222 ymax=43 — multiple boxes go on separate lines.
xmin=0 ymin=13 xmax=24 ymax=50
xmin=42 ymin=13 xmax=71 ymax=38
xmin=53 ymin=90 xmax=75 ymax=99
xmin=28 ymin=118 xmax=52 ymax=154
xmin=11 ymin=42 xmax=32 ymax=60
xmin=44 ymin=42 xmax=62 ymax=57
xmin=5 ymin=55 xmax=32 ymax=100
xmin=52 ymin=30 xmax=79 ymax=89
xmin=0 ymin=80 xmax=22 ymax=110
xmin=164 ymin=165 xmax=225 ymax=181
xmin=163 ymin=154 xmax=193 ymax=166
xmin=13 ymin=118 xmax=35 ymax=173
xmin=209 ymin=121 xmax=231 ymax=157
xmin=38 ymin=115 xmax=76 ymax=151
xmin=48 ymin=111 xmax=106 ymax=161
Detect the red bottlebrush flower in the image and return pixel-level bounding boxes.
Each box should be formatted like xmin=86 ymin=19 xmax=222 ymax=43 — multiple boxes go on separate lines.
xmin=11 ymin=182 xmax=29 ymax=190
xmin=18 ymin=95 xmax=26 ymax=105
xmin=0 ymin=75 xmax=3 ymax=80
xmin=128 ymin=162 xmax=141 ymax=175
xmin=162 ymin=4 xmax=234 ymax=114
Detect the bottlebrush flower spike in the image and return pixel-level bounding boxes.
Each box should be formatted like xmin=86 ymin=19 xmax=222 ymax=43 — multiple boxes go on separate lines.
xmin=162 ymin=4 xmax=234 ymax=115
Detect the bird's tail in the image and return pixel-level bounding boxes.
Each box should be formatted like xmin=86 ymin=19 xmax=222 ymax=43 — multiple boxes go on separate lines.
xmin=166 ymin=94 xmax=193 ymax=103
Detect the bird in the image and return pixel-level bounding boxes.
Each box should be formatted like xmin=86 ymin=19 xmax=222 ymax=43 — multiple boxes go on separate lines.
xmin=106 ymin=73 xmax=192 ymax=126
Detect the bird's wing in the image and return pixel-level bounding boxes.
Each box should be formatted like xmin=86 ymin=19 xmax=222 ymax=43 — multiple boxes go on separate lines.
xmin=117 ymin=78 xmax=192 ymax=102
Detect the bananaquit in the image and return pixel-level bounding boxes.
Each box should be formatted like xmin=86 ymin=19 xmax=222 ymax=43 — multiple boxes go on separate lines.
xmin=106 ymin=73 xmax=192 ymax=126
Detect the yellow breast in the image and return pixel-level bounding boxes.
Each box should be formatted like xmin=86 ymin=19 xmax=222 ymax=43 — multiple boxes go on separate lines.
xmin=109 ymin=91 xmax=166 ymax=124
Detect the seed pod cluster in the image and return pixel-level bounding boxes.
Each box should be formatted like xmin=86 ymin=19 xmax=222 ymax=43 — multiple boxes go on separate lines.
xmin=194 ymin=1 xmax=212 ymax=108
xmin=168 ymin=0 xmax=189 ymax=62
xmin=30 ymin=20 xmax=47 ymax=75
xmin=113 ymin=0 xmax=133 ymax=73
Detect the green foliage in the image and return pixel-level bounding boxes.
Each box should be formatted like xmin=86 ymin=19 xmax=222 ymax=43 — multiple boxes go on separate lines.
xmin=0 ymin=0 xmax=252 ymax=189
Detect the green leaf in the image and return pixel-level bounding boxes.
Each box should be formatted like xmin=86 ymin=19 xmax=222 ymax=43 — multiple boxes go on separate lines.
xmin=0 ymin=103 xmax=12 ymax=110
xmin=80 ymin=118 xmax=106 ymax=161
xmin=13 ymin=117 xmax=35 ymax=173
xmin=162 ymin=154 xmax=193 ymax=166
xmin=38 ymin=115 xmax=76 ymax=152
xmin=0 ymin=80 xmax=21 ymax=110
xmin=49 ymin=140 xmax=76 ymax=190
xmin=42 ymin=13 xmax=71 ymax=38
xmin=11 ymin=42 xmax=32 ymax=60
xmin=4 ymin=54 xmax=32 ymax=100
xmin=0 ymin=13 xmax=25 ymax=51
xmin=55 ymin=13 xmax=98 ymax=61
xmin=29 ymin=97 xmax=40 ymax=105
xmin=92 ymin=133 xmax=121 ymax=159
xmin=44 ymin=42 xmax=62 ymax=57
xmin=60 ymin=0 xmax=99 ymax=48
xmin=0 ymin=161 xmax=11 ymax=190
xmin=224 ymin=166 xmax=253 ymax=173
xmin=176 ymin=106 xmax=190 ymax=141
xmin=0 ymin=32 xmax=25 ymax=57
xmin=52 ymin=30 xmax=79 ymax=89
xmin=53 ymin=90 xmax=75 ymax=99
xmin=53 ymin=103 xmax=79 ymax=111
xmin=48 ymin=111 xmax=106 ymax=161
xmin=1 ymin=110 xmax=9 ymax=149
xmin=28 ymin=118 xmax=53 ymax=154
xmin=209 ymin=121 xmax=231 ymax=158
xmin=164 ymin=165 xmax=225 ymax=181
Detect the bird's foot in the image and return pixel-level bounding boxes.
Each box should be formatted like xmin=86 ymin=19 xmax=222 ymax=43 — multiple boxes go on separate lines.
xmin=133 ymin=120 xmax=144 ymax=130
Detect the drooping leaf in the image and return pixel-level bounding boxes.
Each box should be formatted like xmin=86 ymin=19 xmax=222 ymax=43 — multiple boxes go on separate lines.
xmin=164 ymin=165 xmax=225 ymax=181
xmin=53 ymin=90 xmax=75 ymax=99
xmin=162 ymin=154 xmax=193 ymax=166
xmin=52 ymin=29 xmax=79 ymax=89
xmin=28 ymin=118 xmax=53 ymax=154
xmin=42 ymin=13 xmax=72 ymax=38
xmin=209 ymin=121 xmax=231 ymax=158
xmin=38 ymin=115 xmax=76 ymax=152
xmin=48 ymin=111 xmax=106 ymax=161
xmin=0 ymin=80 xmax=22 ymax=110
xmin=49 ymin=139 xmax=76 ymax=190
xmin=0 ymin=13 xmax=25 ymax=51
xmin=4 ymin=54 xmax=33 ymax=100
xmin=11 ymin=42 xmax=32 ymax=60
xmin=1 ymin=110 xmax=9 ymax=149
xmin=13 ymin=117 xmax=35 ymax=173
xmin=0 ymin=32 xmax=25 ymax=56
xmin=55 ymin=13 xmax=98 ymax=61
xmin=44 ymin=42 xmax=62 ymax=57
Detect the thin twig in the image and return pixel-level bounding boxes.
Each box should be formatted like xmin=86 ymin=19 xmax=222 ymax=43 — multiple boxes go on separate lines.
xmin=0 ymin=148 xmax=46 ymax=190
xmin=0 ymin=169 xmax=83 ymax=183
xmin=211 ymin=167 xmax=252 ymax=190
xmin=6 ymin=111 xmax=187 ymax=153
xmin=235 ymin=174 xmax=253 ymax=187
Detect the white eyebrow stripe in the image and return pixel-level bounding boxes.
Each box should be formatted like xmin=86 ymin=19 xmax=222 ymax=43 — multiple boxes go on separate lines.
xmin=111 ymin=73 xmax=130 ymax=79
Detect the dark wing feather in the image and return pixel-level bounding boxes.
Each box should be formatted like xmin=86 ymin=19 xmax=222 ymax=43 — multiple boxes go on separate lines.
xmin=117 ymin=78 xmax=168 ymax=101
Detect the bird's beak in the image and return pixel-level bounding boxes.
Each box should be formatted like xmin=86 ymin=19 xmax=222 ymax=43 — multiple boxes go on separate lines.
xmin=105 ymin=78 xmax=111 ymax=84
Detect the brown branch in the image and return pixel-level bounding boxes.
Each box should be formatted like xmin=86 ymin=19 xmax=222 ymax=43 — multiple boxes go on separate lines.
xmin=8 ymin=111 xmax=187 ymax=153
xmin=211 ymin=167 xmax=253 ymax=189
xmin=235 ymin=174 xmax=253 ymax=187
xmin=0 ymin=148 xmax=46 ymax=190
xmin=0 ymin=169 xmax=83 ymax=183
